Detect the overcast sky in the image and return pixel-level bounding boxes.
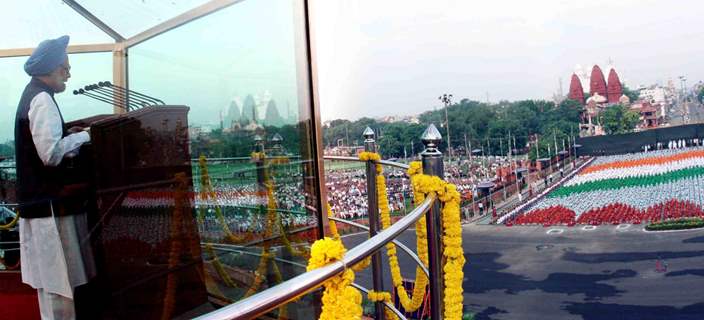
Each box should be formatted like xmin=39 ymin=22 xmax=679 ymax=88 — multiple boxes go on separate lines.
xmin=312 ymin=0 xmax=704 ymax=121
xmin=2 ymin=0 xmax=703 ymax=142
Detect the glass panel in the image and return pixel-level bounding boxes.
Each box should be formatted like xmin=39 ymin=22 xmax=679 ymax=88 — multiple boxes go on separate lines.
xmin=76 ymin=0 xmax=215 ymax=39
xmin=120 ymin=0 xmax=319 ymax=318
xmin=0 ymin=1 xmax=113 ymax=49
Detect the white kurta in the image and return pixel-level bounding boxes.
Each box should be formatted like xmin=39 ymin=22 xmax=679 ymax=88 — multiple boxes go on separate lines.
xmin=19 ymin=91 xmax=94 ymax=299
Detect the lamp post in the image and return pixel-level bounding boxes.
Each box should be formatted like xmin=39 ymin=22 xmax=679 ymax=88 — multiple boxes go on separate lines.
xmin=438 ymin=93 xmax=453 ymax=162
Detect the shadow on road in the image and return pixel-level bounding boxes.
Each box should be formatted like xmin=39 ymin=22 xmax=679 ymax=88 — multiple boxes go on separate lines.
xmin=666 ymin=269 xmax=704 ymax=277
xmin=562 ymin=250 xmax=704 ymax=263
xmin=465 ymin=252 xmax=636 ymax=300
xmin=562 ymin=302 xmax=704 ymax=320
xmin=682 ymin=236 xmax=704 ymax=243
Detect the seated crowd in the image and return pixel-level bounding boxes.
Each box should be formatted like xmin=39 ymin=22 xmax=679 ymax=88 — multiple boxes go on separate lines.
xmin=506 ymin=145 xmax=704 ymax=226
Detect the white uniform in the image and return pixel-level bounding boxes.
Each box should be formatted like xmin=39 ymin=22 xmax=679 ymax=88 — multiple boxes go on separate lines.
xmin=19 ymin=92 xmax=94 ymax=319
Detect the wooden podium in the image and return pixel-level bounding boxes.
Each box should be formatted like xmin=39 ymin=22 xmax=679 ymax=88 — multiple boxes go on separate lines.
xmin=69 ymin=106 xmax=207 ymax=319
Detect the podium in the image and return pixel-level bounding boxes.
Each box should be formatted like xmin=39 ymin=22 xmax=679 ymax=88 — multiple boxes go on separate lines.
xmin=69 ymin=106 xmax=207 ymax=319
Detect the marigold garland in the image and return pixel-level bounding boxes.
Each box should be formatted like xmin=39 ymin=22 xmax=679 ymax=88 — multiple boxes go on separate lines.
xmin=160 ymin=172 xmax=189 ymax=320
xmin=310 ymin=155 xmax=466 ymax=320
xmin=198 ymin=156 xmax=245 ymax=243
xmin=367 ymin=290 xmax=399 ymax=320
xmin=307 ymin=237 xmax=363 ymax=320
xmin=0 ymin=210 xmax=19 ymax=231
xmin=409 ymin=163 xmax=466 ymax=319
xmin=198 ymin=152 xmax=301 ymax=319
xmin=327 ymin=204 xmax=340 ymax=240
xmin=374 ymin=158 xmax=429 ymax=312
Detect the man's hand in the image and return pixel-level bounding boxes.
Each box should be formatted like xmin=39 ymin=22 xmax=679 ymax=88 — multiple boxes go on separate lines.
xmin=68 ymin=126 xmax=84 ymax=134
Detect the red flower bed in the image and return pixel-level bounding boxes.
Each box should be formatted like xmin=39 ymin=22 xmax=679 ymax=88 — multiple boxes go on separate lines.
xmin=508 ymin=206 xmax=576 ymax=226
xmin=507 ymin=199 xmax=704 ymax=226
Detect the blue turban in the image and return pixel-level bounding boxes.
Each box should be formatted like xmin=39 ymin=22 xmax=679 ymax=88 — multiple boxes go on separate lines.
xmin=24 ymin=35 xmax=70 ymax=76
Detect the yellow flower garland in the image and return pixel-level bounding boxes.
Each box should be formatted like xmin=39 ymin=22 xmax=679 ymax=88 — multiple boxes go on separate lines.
xmin=367 ymin=290 xmax=399 ymax=320
xmin=0 ymin=209 xmax=19 ymax=231
xmin=327 ymin=204 xmax=340 ymax=240
xmin=409 ymin=162 xmax=466 ymax=320
xmin=198 ymin=153 xmax=298 ymax=319
xmin=198 ymin=156 xmax=245 ymax=243
xmin=310 ymin=155 xmax=466 ymax=320
xmin=307 ymin=237 xmax=363 ymax=320
xmin=360 ymin=153 xmax=429 ymax=312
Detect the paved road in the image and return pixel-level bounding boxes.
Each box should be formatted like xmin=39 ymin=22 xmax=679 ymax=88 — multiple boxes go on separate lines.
xmin=344 ymin=224 xmax=704 ymax=320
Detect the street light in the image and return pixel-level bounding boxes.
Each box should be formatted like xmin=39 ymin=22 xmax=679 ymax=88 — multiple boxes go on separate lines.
xmin=438 ymin=93 xmax=453 ymax=162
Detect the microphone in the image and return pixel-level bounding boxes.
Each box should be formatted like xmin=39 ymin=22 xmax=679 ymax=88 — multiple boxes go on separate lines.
xmin=95 ymin=83 xmax=154 ymax=109
xmin=82 ymin=85 xmax=132 ymax=111
xmin=101 ymin=81 xmax=165 ymax=105
xmin=74 ymin=89 xmax=128 ymax=112
xmin=85 ymin=84 xmax=139 ymax=111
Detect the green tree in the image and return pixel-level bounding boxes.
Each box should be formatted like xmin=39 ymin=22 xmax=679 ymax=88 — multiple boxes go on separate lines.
xmin=0 ymin=142 xmax=14 ymax=157
xmin=321 ymin=97 xmax=583 ymax=158
xmin=599 ymin=104 xmax=640 ymax=135
xmin=698 ymin=87 xmax=704 ymax=103
xmin=622 ymin=84 xmax=640 ymax=102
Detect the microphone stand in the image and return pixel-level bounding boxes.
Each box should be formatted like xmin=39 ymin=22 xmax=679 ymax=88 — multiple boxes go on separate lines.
xmin=73 ymin=89 xmax=129 ymax=113
xmin=86 ymin=85 xmax=141 ymax=111
xmin=102 ymin=81 xmax=165 ymax=105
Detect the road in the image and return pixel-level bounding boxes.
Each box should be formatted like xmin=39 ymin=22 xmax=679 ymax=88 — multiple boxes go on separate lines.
xmin=344 ymin=224 xmax=704 ymax=319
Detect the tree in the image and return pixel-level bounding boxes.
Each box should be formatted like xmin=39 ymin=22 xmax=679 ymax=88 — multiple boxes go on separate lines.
xmin=599 ymin=104 xmax=640 ymax=135
xmin=0 ymin=142 xmax=13 ymax=157
xmin=698 ymin=87 xmax=704 ymax=104
xmin=622 ymin=84 xmax=640 ymax=102
xmin=321 ymin=98 xmax=583 ymax=158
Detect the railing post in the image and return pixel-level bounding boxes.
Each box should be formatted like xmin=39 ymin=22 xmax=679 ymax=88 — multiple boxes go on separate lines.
xmin=421 ymin=124 xmax=444 ymax=320
xmin=363 ymin=127 xmax=385 ymax=320
xmin=254 ymin=134 xmax=266 ymax=185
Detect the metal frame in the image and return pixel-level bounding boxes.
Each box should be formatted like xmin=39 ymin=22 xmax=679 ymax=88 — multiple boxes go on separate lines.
xmin=193 ymin=195 xmax=435 ymax=320
xmin=0 ymin=43 xmax=115 ymax=58
xmin=328 ymin=216 xmax=430 ymax=277
xmin=124 ymin=0 xmax=246 ymax=48
xmin=302 ymin=0 xmax=330 ymax=239
xmin=62 ymin=0 xmax=125 ymax=41
xmin=363 ymin=128 xmax=386 ymax=320
xmin=324 ymin=155 xmax=411 ymax=170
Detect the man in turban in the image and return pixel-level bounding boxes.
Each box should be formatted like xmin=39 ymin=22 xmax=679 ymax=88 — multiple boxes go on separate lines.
xmin=15 ymin=35 xmax=95 ymax=319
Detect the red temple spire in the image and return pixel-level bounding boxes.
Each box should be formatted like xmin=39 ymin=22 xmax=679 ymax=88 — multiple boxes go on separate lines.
xmin=607 ymin=68 xmax=623 ymax=103
xmin=567 ymin=73 xmax=585 ymax=103
xmin=589 ymin=65 xmax=607 ymax=98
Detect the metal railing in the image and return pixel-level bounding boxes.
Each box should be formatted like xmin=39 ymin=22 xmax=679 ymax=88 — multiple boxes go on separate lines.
xmin=196 ymin=124 xmax=448 ymax=320
xmin=195 ymin=196 xmax=434 ymax=320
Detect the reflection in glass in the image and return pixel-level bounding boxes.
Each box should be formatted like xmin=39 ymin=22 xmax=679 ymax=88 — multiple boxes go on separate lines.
xmin=125 ymin=0 xmax=320 ymax=318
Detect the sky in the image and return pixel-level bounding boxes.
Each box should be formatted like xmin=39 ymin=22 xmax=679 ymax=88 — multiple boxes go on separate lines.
xmin=0 ymin=0 xmax=301 ymax=142
xmin=312 ymin=0 xmax=704 ymax=121
xmin=1 ymin=0 xmax=704 ymax=142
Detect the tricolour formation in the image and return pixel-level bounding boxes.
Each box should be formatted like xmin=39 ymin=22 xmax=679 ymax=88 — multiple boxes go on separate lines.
xmin=508 ymin=147 xmax=704 ymax=226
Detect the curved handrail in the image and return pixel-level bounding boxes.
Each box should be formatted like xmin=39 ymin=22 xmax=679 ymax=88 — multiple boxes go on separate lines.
xmin=202 ymin=244 xmax=307 ymax=269
xmin=193 ymin=195 xmax=434 ymax=320
xmin=190 ymin=155 xmax=304 ymax=162
xmin=329 ymin=216 xmax=429 ymax=277
xmin=324 ymin=155 xmax=410 ymax=170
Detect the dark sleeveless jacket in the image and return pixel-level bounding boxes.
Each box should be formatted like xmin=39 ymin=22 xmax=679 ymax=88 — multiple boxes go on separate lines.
xmin=14 ymin=78 xmax=85 ymax=219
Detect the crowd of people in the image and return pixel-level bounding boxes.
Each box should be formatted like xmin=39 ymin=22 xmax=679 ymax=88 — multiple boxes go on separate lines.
xmin=324 ymin=155 xmax=535 ymax=220
xmin=507 ymin=146 xmax=704 ymax=226
xmin=325 ymin=168 xmax=410 ymax=219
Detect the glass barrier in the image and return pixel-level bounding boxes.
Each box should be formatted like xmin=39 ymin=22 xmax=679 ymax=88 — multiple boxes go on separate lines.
xmin=114 ymin=0 xmax=320 ymax=318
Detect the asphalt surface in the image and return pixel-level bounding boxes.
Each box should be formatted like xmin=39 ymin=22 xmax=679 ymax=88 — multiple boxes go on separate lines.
xmin=343 ymin=224 xmax=704 ymax=320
